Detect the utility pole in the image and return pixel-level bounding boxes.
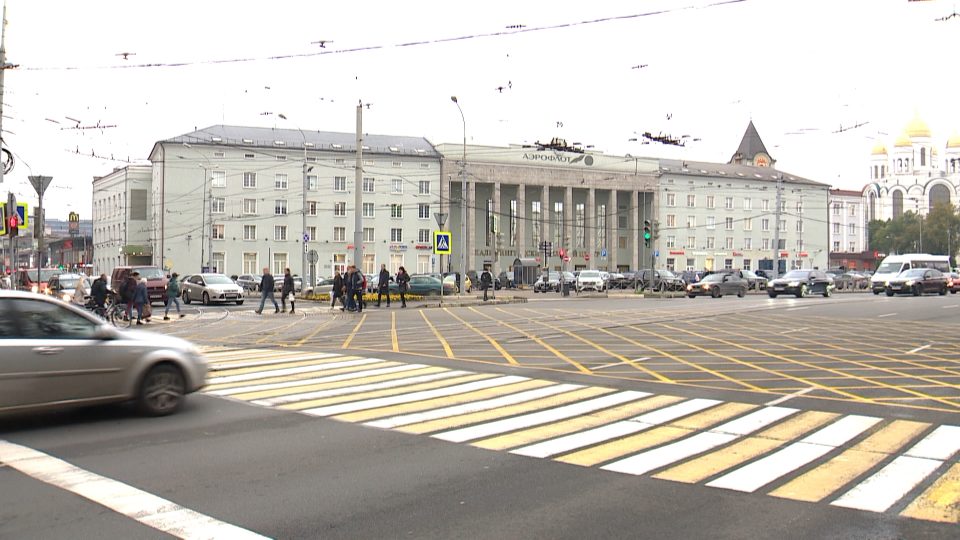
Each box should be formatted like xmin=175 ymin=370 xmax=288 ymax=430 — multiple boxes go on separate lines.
xmin=199 ymin=167 xmax=207 ymax=270
xmin=1 ymin=2 xmax=9 ymax=272
xmin=353 ymin=103 xmax=363 ymax=270
xmin=772 ymin=173 xmax=783 ymax=279
xmin=29 ymin=175 xmax=52 ymax=283
xmin=451 ymin=96 xmax=466 ymax=292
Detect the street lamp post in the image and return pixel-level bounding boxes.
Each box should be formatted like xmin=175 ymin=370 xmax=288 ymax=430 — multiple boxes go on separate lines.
xmin=451 ymin=96 xmax=466 ymax=295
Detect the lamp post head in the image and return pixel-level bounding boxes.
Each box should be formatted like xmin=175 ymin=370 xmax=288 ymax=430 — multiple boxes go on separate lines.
xmin=450 ymin=96 xmax=458 ymax=103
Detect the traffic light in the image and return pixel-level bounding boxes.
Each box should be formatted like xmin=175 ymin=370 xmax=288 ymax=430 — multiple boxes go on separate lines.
xmin=643 ymin=220 xmax=652 ymax=248
xmin=7 ymin=214 xmax=18 ymax=237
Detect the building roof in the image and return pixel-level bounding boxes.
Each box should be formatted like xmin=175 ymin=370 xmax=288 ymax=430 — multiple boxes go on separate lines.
xmin=729 ymin=120 xmax=773 ymax=164
xmin=658 ymin=158 xmax=828 ymax=187
xmin=904 ymin=113 xmax=931 ymax=139
xmin=156 ymin=125 xmax=440 ymax=158
xmin=830 ymin=188 xmax=862 ymax=197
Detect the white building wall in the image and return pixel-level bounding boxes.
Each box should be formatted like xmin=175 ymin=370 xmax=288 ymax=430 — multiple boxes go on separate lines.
xmin=91 ymin=165 xmax=152 ymax=277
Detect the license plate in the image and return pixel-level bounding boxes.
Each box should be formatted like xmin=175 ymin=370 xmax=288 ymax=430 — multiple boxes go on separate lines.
xmin=774 ymin=286 xmax=784 ymax=291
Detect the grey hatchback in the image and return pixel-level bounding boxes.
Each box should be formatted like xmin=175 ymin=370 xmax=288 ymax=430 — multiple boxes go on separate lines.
xmin=0 ymin=291 xmax=208 ymax=417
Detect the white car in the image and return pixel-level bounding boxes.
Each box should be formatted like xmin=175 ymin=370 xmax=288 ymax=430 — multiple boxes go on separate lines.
xmin=181 ymin=273 xmax=245 ymax=305
xmin=576 ymin=270 xmax=606 ymax=293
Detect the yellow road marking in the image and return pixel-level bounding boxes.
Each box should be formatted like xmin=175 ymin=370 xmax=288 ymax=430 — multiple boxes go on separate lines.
xmin=443 ymin=308 xmax=518 ymax=365
xmin=513 ymin=307 xmax=672 ymax=383
xmin=294 ymin=316 xmax=338 ymax=347
xmin=210 ymin=356 xmax=357 ymax=378
xmin=768 ymin=420 xmax=930 ymax=502
xmin=557 ymin=402 xmax=756 ymax=467
xmin=900 ymin=462 xmax=960 ymax=523
xmin=399 ymin=387 xmax=612 ymax=435
xmin=419 ymin=311 xmax=454 ymax=358
xmin=228 ymin=366 xmax=449 ymax=401
xmin=280 ymin=373 xmax=493 ymax=411
xmin=468 ymin=307 xmax=591 ymax=374
xmin=652 ymin=411 xmax=839 ymax=483
xmin=341 ymin=313 xmax=368 ymax=349
xmin=333 ymin=379 xmax=555 ymax=423
xmin=254 ymin=315 xmax=307 ymax=345
xmin=472 ymin=394 xmax=684 ymax=451
xmin=391 ymin=312 xmax=399 ymax=352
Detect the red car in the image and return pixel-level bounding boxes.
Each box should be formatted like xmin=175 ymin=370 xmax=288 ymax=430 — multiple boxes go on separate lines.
xmin=947 ymin=272 xmax=960 ymax=294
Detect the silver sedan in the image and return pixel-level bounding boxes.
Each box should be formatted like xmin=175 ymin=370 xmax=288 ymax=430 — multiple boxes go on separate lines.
xmin=181 ymin=273 xmax=246 ymax=305
xmin=0 ymin=291 xmax=208 ymax=417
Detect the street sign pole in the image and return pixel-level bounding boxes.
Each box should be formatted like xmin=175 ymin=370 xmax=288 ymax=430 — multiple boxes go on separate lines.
xmin=28 ymin=175 xmax=53 ymax=287
xmin=434 ymin=212 xmax=448 ymax=303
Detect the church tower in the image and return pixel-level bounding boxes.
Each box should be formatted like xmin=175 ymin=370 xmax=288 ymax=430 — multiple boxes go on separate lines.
xmin=729 ymin=120 xmax=775 ymax=168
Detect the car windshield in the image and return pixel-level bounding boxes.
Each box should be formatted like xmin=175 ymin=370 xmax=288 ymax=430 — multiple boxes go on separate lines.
xmin=23 ymin=269 xmax=60 ymax=282
xmin=58 ymin=277 xmax=81 ymax=289
xmin=136 ymin=267 xmax=165 ymax=280
xmin=701 ymin=274 xmax=724 ymax=283
xmin=900 ymin=269 xmax=927 ymax=278
xmin=204 ymin=275 xmax=235 ymax=284
xmin=660 ymin=270 xmax=676 ymax=278
xmin=742 ymin=270 xmax=757 ymax=278
xmin=876 ymin=262 xmax=903 ymax=274
xmin=579 ymin=271 xmax=600 ymax=278
xmin=781 ymin=271 xmax=810 ymax=279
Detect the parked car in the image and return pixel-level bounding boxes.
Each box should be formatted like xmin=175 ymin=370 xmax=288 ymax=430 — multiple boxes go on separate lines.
xmin=637 ymin=269 xmax=685 ymax=291
xmin=46 ymin=273 xmax=85 ymax=303
xmin=15 ymin=268 xmax=61 ymax=294
xmin=0 ymin=290 xmax=208 ymax=417
xmin=947 ymin=272 xmax=960 ymax=294
xmin=576 ymin=270 xmax=606 ymax=293
xmin=181 ymin=273 xmax=245 ymax=305
xmin=235 ymin=273 xmax=262 ymax=292
xmin=884 ymin=268 xmax=948 ymax=296
xmin=833 ymin=272 xmax=869 ymax=290
xmin=679 ymin=270 xmax=704 ymax=284
xmin=534 ymin=271 xmax=561 ymax=292
xmin=741 ymin=270 xmax=768 ymax=291
xmin=498 ymin=271 xmax=515 ymax=289
xmin=313 ymin=277 xmax=336 ymax=294
xmin=767 ymin=269 xmax=834 ymax=298
xmin=111 ymin=266 xmax=168 ymax=306
xmin=686 ymin=273 xmax=747 ymax=298
xmin=388 ymin=275 xmax=456 ymax=296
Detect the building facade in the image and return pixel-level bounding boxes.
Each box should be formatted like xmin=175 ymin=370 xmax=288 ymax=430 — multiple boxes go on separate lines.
xmin=92 ymin=165 xmax=153 ymax=276
xmin=827 ymin=189 xmax=872 ymax=270
xmin=147 ymin=126 xmax=441 ymax=281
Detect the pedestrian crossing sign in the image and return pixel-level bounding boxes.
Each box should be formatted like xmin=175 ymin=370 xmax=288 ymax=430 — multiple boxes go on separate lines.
xmin=433 ymin=231 xmax=452 ymax=255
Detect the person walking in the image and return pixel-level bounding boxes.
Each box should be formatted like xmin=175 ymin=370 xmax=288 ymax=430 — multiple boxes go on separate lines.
xmin=91 ymin=273 xmax=108 ymax=311
xmin=331 ymin=270 xmax=344 ymax=310
xmin=132 ymin=277 xmax=149 ymax=325
xmin=351 ymin=265 xmax=364 ymax=312
xmin=376 ymin=264 xmax=392 ymax=307
xmin=343 ymin=266 xmax=356 ymax=311
xmin=164 ymin=273 xmax=184 ymax=320
xmin=255 ymin=267 xmax=280 ymax=314
xmin=396 ymin=266 xmax=410 ymax=308
xmin=480 ymin=267 xmax=493 ymax=301
xmin=281 ymin=268 xmax=296 ymax=314
xmin=120 ymin=271 xmax=139 ymax=321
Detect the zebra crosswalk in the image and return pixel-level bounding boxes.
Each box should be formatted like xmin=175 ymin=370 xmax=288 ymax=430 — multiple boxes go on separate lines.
xmin=201 ymin=347 xmax=960 ymax=524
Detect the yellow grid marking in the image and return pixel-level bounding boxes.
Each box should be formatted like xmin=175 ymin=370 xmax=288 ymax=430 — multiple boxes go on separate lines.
xmin=900 ymin=462 xmax=960 ymax=523
xmin=443 ymin=308 xmax=518 ymax=365
xmin=469 ymin=307 xmax=591 ymax=374
xmin=420 ymin=310 xmax=454 ymax=358
xmin=341 ymin=313 xmax=367 ymax=349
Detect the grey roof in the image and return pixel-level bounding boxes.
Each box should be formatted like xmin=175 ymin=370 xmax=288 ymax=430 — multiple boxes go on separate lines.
xmin=658 ymin=158 xmax=828 ymax=187
xmin=159 ymin=125 xmax=439 ymax=158
xmin=729 ymin=120 xmax=773 ymax=164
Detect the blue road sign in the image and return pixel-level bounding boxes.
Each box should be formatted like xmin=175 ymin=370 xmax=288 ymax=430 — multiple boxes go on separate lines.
xmin=600 ymin=248 xmax=607 ymax=258
xmin=434 ymin=231 xmax=452 ymax=255
xmin=655 ymin=250 xmax=659 ymax=257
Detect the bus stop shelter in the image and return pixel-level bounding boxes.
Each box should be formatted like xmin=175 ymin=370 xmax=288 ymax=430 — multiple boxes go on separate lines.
xmin=512 ymin=258 xmax=540 ymax=288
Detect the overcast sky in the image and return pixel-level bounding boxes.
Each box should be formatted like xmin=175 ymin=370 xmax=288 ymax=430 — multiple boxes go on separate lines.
xmin=3 ymin=0 xmax=958 ymax=219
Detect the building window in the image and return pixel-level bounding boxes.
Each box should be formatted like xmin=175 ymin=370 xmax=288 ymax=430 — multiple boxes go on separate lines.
xmin=418 ymin=203 xmax=430 ymax=219
xmin=362 ymin=202 xmax=374 ymax=218
xmin=391 ymin=228 xmax=403 ymax=242
xmin=849 ymin=242 xmax=856 ymax=252
xmin=833 ymin=241 xmax=840 ymax=251
xmin=779 ymin=219 xmax=786 ymax=232
xmin=275 ymin=200 xmax=287 ymax=215
xmin=743 ymin=218 xmax=752 ymax=231
xmin=212 ymin=224 xmax=224 ymax=240
xmin=725 ymin=197 xmax=734 ymax=210
xmin=666 ymin=214 xmax=676 ymax=227
xmin=686 ymin=194 xmax=696 ymax=208
xmin=531 ymin=201 xmax=541 ymax=246
xmin=743 ymin=258 xmax=752 ymax=271
xmin=334 ymin=176 xmax=346 ymax=192
xmin=244 ymin=153 xmax=255 ymax=160
xmin=849 ymin=204 xmax=857 ymax=216
xmin=744 ymin=198 xmax=752 ymax=211
xmin=211 ymin=170 xmax=226 ymax=188
xmin=686 ymin=258 xmax=696 ymax=271
xmin=724 ymin=258 xmax=733 ymax=270
xmin=334 ymin=202 xmax=346 ymax=217
xmin=666 ymin=236 xmax=676 ymax=248
xmin=575 ymin=203 xmax=585 ymax=247
xmin=725 ymin=217 xmax=734 ymax=230
xmin=848 ymin=223 xmax=856 ymax=235
xmin=666 ymin=193 xmax=676 ymax=207
xmin=275 ymin=173 xmax=288 ymax=190
xmin=418 ymin=180 xmax=431 ymax=195
xmin=762 ymin=238 xmax=770 ymax=250
xmin=744 ymin=238 xmax=752 ymax=250
xmin=274 ymin=225 xmax=287 ymax=241
xmin=706 ymin=195 xmax=715 ymax=209
xmin=706 ymin=216 xmax=716 ymax=230
xmin=273 ymin=253 xmax=288 ymax=277
xmin=833 ymin=203 xmax=842 ymax=215
xmin=243 ymin=199 xmax=257 ymax=215
xmin=243 ymin=252 xmax=258 ymax=274
xmin=391 ymin=204 xmax=403 ymax=218
xmin=307 ymin=226 xmax=316 ymax=241
xmin=334 ymin=227 xmax=345 ymax=242
xmin=243 ymin=172 xmax=257 ymax=188
xmin=833 ymin=223 xmax=841 ymax=234
xmin=307 ymin=175 xmax=318 ymax=191
xmin=665 ymin=258 xmax=675 ymax=271
xmin=762 ymin=199 xmax=770 ymax=211
xmin=211 ymin=252 xmax=224 ymax=273
xmin=418 ymin=228 xmax=431 ymax=243
xmin=724 ymin=237 xmax=733 ymax=249
xmin=363 ymin=228 xmax=375 ymax=242
xmin=761 ymin=218 xmax=769 ymax=231
xmin=687 ymin=215 xmax=696 ymax=228
xmin=363 ymin=177 xmax=375 ymax=193
xmin=796 ymin=221 xmax=804 ymax=233
xmin=392 ymin=179 xmax=403 ymax=194
xmin=243 ymin=225 xmax=256 ymax=240
xmin=211 ymin=197 xmax=225 ymax=214
xmin=706 ymin=237 xmax=715 ymax=249
xmin=686 ymin=236 xmax=696 ymax=249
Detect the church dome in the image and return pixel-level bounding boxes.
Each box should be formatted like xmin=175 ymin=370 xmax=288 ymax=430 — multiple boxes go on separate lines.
xmin=947 ymin=132 xmax=960 ymax=149
xmin=905 ymin=114 xmax=931 ymax=138
xmin=894 ymin=132 xmax=912 ymax=148
xmin=871 ymin=141 xmax=888 ymax=155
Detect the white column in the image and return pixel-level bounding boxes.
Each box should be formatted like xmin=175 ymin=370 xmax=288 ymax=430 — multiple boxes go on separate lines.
xmin=564 ymin=186 xmax=573 ymax=263
xmin=587 ymin=188 xmax=595 ymax=270
xmin=632 ymin=190 xmax=640 ymax=271
xmin=493 ymin=181 xmax=501 ymax=274
xmin=517 ymin=184 xmax=526 ymax=259
xmin=467 ymin=180 xmax=476 ymax=273
xmin=608 ymin=189 xmax=617 ymax=270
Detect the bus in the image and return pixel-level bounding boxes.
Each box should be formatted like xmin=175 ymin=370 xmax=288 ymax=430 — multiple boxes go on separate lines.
xmin=869 ymin=254 xmax=951 ymax=294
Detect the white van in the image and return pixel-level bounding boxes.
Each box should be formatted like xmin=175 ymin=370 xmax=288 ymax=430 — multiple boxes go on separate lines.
xmin=870 ymin=254 xmax=951 ymax=294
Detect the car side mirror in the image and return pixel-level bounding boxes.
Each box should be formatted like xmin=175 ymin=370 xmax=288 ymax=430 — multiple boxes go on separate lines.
xmin=93 ymin=325 xmax=119 ymax=341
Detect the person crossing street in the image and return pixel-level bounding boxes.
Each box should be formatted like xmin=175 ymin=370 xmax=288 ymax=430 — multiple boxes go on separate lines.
xmin=255 ymin=267 xmax=280 ymax=314
xmin=281 ymin=268 xmax=296 ymax=314
xmin=396 ymin=266 xmax=410 ymax=308
xmin=164 ymin=272 xmax=185 ymax=320
xmin=376 ymin=264 xmax=392 ymax=307
xmin=480 ymin=267 xmax=494 ymax=301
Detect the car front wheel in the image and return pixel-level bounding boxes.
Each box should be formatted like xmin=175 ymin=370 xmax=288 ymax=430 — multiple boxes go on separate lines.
xmin=182 ymin=291 xmax=191 ymax=304
xmin=796 ymin=284 xmax=806 ymax=298
xmin=202 ymin=292 xmax=211 ymax=305
xmin=939 ymin=286 xmax=947 ymax=296
xmin=137 ymin=364 xmax=186 ymax=416
xmin=768 ymin=291 xmax=777 ymax=298
xmin=886 ymin=289 xmax=895 ymax=297
xmin=913 ymin=285 xmax=922 ymax=297
xmin=737 ymin=288 xmax=745 ymax=298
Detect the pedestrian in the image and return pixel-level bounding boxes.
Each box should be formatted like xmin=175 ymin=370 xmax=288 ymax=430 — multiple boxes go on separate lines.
xmin=376 ymin=264 xmax=392 ymax=307
xmin=351 ymin=265 xmax=364 ymax=312
xmin=121 ymin=271 xmax=139 ymax=321
xmin=164 ymin=272 xmax=184 ymax=320
xmin=91 ymin=273 xmax=108 ymax=310
xmin=480 ymin=267 xmax=493 ymax=301
xmin=331 ymin=270 xmax=344 ymax=310
xmin=343 ymin=266 xmax=356 ymax=311
xmin=255 ymin=267 xmax=280 ymax=314
xmin=133 ymin=277 xmax=149 ymax=325
xmin=396 ymin=266 xmax=410 ymax=308
xmin=281 ymin=267 xmax=296 ymax=314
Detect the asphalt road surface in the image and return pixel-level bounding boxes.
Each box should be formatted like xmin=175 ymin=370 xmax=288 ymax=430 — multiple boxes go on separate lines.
xmin=2 ymin=291 xmax=958 ymax=539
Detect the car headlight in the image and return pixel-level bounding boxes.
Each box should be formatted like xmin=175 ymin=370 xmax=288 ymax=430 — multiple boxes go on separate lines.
xmin=885 ymin=281 xmax=891 ymax=286
xmin=788 ymin=281 xmax=799 ymax=287
xmin=62 ymin=293 xmax=72 ymax=302
xmin=905 ymin=280 xmax=915 ymax=286
xmin=687 ymin=284 xmax=693 ymax=290
xmin=30 ymin=285 xmax=39 ymax=293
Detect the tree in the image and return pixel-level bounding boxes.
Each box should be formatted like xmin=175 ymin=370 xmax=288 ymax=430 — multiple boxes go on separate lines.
xmin=868 ymin=203 xmax=960 ymax=264
xmin=923 ymin=201 xmax=960 ymax=263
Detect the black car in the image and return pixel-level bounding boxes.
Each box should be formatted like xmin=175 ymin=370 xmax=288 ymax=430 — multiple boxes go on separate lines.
xmin=741 ymin=270 xmax=768 ymax=291
xmin=686 ymin=273 xmax=747 ymax=298
xmin=884 ymin=268 xmax=948 ymax=296
xmin=637 ymin=269 xmax=685 ymax=292
xmin=767 ymin=269 xmax=833 ymax=298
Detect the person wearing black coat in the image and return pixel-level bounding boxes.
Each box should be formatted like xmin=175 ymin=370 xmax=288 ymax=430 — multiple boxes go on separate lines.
xmin=376 ymin=264 xmax=392 ymax=307
xmin=281 ymin=268 xmax=296 ymax=314
xmin=255 ymin=267 xmax=280 ymax=314
xmin=350 ymin=266 xmax=364 ymax=312
xmin=331 ymin=270 xmax=344 ymax=310
xmin=91 ymin=274 xmax=109 ymax=309
xmin=396 ymin=266 xmax=410 ymax=308
xmin=480 ymin=268 xmax=494 ymax=301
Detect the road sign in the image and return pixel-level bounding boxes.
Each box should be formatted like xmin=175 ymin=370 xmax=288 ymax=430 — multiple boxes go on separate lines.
xmin=601 ymin=248 xmax=607 ymax=258
xmin=585 ymin=253 xmax=591 ymax=261
xmin=434 ymin=231 xmax=452 ymax=255
xmin=0 ymin=202 xmax=28 ymax=235
xmin=563 ymin=256 xmax=570 ymax=262
xmin=303 ymin=233 xmax=310 ymax=242
xmin=655 ymin=250 xmax=659 ymax=257
xmin=307 ymin=249 xmax=319 ymax=264
xmin=434 ymin=212 xmax=448 ymax=227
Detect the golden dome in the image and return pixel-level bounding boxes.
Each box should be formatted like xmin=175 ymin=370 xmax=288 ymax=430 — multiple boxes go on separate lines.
xmin=894 ymin=132 xmax=912 ymax=148
xmin=947 ymin=132 xmax=960 ymax=149
xmin=871 ymin=141 xmax=888 ymax=155
xmin=905 ymin=114 xmax=931 ymax=138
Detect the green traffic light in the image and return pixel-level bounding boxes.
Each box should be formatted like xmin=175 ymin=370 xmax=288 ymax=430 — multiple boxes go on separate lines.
xmin=643 ymin=231 xmax=651 ymax=240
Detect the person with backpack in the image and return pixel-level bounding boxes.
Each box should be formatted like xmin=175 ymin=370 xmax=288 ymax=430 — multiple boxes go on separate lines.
xmin=396 ymin=266 xmax=410 ymax=308
xmin=120 ymin=271 xmax=139 ymax=322
xmin=164 ymin=273 xmax=184 ymax=320
xmin=351 ymin=266 xmax=364 ymax=313
xmin=480 ymin=267 xmax=494 ymax=301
